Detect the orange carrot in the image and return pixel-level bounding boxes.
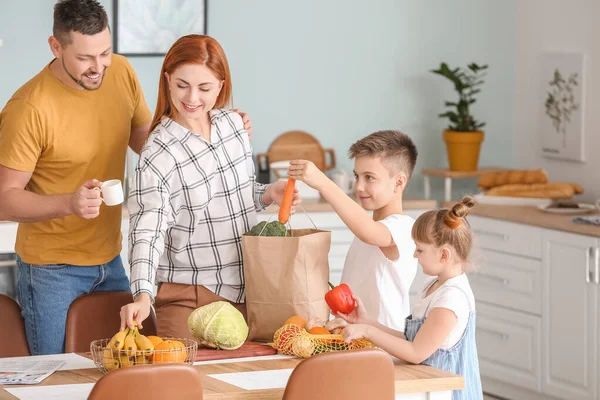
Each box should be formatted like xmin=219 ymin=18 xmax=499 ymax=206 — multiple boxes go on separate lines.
xmin=278 ymin=178 xmax=296 ymax=224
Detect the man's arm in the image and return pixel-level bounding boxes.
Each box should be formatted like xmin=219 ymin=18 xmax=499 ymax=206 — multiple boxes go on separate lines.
xmin=0 ymin=164 xmax=103 ymax=222
xmin=129 ymin=122 xmax=151 ymax=155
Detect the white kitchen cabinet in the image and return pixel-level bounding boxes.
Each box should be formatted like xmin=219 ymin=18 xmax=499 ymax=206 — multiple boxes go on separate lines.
xmin=469 ymin=215 xmax=600 ymax=400
xmin=468 ymin=215 xmax=543 ymax=259
xmin=542 ymin=230 xmax=599 ymax=400
xmin=477 ymin=302 xmax=542 ymax=392
xmin=469 ymin=249 xmax=542 ymax=315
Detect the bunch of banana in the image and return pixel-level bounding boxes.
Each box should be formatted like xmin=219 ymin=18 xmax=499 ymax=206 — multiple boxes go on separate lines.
xmin=101 ymin=321 xmax=155 ymax=371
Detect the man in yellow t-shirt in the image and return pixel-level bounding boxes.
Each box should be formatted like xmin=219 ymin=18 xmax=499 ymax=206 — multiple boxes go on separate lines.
xmin=0 ymin=0 xmax=151 ymax=355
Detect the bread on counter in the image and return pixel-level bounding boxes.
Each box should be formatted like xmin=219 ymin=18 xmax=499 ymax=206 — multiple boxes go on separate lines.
xmin=478 ymin=169 xmax=548 ymax=190
xmin=485 ymin=182 xmax=584 ymax=199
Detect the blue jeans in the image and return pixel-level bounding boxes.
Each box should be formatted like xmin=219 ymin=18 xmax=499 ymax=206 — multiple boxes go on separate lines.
xmin=16 ymin=255 xmax=130 ymax=355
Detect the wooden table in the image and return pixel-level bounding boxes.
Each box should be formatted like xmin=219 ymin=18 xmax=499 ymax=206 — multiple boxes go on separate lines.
xmin=0 ymin=355 xmax=464 ymax=399
xmin=422 ymin=167 xmax=509 ymax=202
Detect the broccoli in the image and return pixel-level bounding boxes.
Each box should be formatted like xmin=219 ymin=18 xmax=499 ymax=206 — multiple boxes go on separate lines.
xmin=265 ymin=221 xmax=287 ymax=237
xmin=246 ymin=220 xmax=287 ymax=237
xmin=247 ymin=221 xmax=267 ymax=236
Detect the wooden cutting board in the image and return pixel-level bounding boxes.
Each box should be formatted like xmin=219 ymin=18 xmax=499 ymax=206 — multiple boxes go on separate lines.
xmin=194 ymin=341 xmax=278 ymax=362
xmin=256 ymin=130 xmax=336 ymax=173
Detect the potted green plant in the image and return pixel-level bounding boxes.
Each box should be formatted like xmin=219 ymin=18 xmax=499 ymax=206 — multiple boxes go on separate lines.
xmin=431 ymin=62 xmax=488 ymax=171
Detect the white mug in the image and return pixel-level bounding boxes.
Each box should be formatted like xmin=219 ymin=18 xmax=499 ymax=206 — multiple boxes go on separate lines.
xmin=96 ymin=179 xmax=124 ymax=206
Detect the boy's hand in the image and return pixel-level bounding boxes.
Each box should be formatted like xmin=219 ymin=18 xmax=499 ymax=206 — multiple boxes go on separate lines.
xmin=336 ymin=295 xmax=369 ymax=325
xmin=288 ymin=160 xmax=328 ymax=189
xmin=264 ymin=179 xmax=301 ymax=211
xmin=341 ymin=324 xmax=371 ymax=343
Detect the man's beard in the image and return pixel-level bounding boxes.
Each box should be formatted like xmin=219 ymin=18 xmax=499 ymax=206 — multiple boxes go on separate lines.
xmin=61 ymin=57 xmax=106 ymax=91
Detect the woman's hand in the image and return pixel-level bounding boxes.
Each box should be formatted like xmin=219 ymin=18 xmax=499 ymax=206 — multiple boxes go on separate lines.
xmin=120 ymin=293 xmax=152 ymax=331
xmin=263 ymin=179 xmax=301 ymax=210
xmin=336 ymin=295 xmax=370 ymax=325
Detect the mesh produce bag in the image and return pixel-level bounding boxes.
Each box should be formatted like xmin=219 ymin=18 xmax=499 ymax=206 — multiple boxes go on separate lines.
xmin=269 ymin=324 xmax=376 ymax=358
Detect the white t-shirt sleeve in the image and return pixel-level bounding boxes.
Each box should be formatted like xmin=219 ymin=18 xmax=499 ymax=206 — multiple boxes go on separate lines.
xmin=427 ymin=286 xmax=471 ymax=349
xmin=428 ymin=287 xmax=471 ymax=320
xmin=378 ymin=214 xmax=416 ymax=256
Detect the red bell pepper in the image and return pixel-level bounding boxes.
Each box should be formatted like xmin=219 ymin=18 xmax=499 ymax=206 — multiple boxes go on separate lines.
xmin=325 ymin=282 xmax=355 ymax=315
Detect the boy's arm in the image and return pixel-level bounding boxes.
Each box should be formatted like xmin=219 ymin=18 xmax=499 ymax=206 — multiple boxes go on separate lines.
xmin=319 ymin=179 xmax=393 ymax=246
xmin=288 ymin=160 xmax=393 ymax=247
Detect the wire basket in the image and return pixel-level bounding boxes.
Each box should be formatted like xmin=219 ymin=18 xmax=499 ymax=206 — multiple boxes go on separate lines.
xmin=90 ymin=337 xmax=198 ymax=373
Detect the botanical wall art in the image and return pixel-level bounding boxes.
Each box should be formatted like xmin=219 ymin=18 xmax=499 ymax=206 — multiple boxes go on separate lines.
xmin=113 ymin=0 xmax=207 ymax=56
xmin=539 ymin=52 xmax=586 ymax=162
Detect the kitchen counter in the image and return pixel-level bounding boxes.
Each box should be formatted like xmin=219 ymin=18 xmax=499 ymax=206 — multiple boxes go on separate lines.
xmin=262 ymin=196 xmax=437 ymax=214
xmin=442 ymin=202 xmax=600 ymax=238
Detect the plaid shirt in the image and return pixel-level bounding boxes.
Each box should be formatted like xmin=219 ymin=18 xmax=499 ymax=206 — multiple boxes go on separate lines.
xmin=128 ymin=110 xmax=269 ymax=303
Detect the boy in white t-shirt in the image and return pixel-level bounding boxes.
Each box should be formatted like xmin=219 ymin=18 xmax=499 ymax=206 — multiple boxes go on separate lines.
xmin=288 ymin=130 xmax=419 ymax=331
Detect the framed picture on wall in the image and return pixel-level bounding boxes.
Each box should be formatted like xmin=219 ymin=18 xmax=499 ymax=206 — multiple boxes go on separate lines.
xmin=538 ymin=51 xmax=586 ymax=162
xmin=113 ymin=0 xmax=207 ymax=57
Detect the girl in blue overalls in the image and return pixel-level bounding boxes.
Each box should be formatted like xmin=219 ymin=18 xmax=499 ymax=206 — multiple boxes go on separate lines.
xmin=338 ymin=195 xmax=482 ymax=400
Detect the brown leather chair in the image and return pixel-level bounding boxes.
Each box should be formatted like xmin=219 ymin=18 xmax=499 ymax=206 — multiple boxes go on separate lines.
xmin=283 ymin=348 xmax=396 ymax=400
xmin=65 ymin=291 xmax=157 ymax=353
xmin=0 ymin=294 xmax=30 ymax=357
xmin=88 ymin=363 xmax=203 ymax=399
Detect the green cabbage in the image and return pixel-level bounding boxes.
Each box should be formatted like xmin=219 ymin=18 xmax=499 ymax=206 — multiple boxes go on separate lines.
xmin=187 ymin=301 xmax=249 ymax=350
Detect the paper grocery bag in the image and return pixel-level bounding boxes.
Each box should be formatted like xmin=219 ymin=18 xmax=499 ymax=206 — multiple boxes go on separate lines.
xmin=242 ymin=229 xmax=331 ymax=342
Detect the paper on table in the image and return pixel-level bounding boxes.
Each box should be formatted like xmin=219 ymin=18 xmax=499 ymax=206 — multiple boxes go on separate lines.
xmin=0 ymin=360 xmax=65 ymax=385
xmin=0 ymin=353 xmax=96 ymax=371
xmin=207 ymin=368 xmax=294 ymax=390
xmin=5 ymin=383 xmax=94 ymax=400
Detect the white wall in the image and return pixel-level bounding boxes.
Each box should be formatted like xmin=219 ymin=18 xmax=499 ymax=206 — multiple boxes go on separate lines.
xmin=208 ymin=0 xmax=517 ymax=183
xmin=0 ymin=0 xmax=517 ymax=202
xmin=515 ymin=0 xmax=600 ymax=203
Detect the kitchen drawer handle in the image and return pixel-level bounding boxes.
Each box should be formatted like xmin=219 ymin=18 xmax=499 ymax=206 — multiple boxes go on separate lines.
xmin=595 ymin=247 xmax=600 ymax=285
xmin=472 ymin=272 xmax=509 ymax=286
xmin=479 ymin=327 xmax=509 ymax=340
xmin=0 ymin=260 xmax=17 ymax=268
xmin=586 ymin=247 xmax=592 ymax=284
xmin=474 ymin=230 xmax=509 ymax=241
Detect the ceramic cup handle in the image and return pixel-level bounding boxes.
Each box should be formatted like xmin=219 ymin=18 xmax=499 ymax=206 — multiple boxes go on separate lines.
xmin=93 ymin=187 xmax=106 ymax=203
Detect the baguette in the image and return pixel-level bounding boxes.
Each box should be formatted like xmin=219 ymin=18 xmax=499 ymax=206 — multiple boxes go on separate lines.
xmin=478 ymin=169 xmax=548 ymax=190
xmin=556 ymin=182 xmax=584 ymax=194
xmin=485 ymin=183 xmax=580 ymax=199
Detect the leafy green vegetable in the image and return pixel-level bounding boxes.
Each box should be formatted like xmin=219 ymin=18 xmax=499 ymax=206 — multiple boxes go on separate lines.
xmin=246 ymin=221 xmax=287 ymax=237
xmin=187 ymin=301 xmax=248 ymax=350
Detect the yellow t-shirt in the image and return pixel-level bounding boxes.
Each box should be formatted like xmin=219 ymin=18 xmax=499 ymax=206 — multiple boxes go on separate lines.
xmin=0 ymin=54 xmax=152 ymax=266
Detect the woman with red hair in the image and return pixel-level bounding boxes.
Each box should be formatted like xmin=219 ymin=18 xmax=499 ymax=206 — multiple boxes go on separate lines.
xmin=119 ymin=35 xmax=299 ymax=338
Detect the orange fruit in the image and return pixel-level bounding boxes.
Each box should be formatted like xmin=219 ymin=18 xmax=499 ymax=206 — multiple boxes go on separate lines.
xmin=153 ymin=340 xmax=187 ymax=363
xmin=147 ymin=336 xmax=164 ymax=348
xmin=308 ymin=326 xmax=330 ymax=335
xmin=283 ymin=315 xmax=307 ymax=329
